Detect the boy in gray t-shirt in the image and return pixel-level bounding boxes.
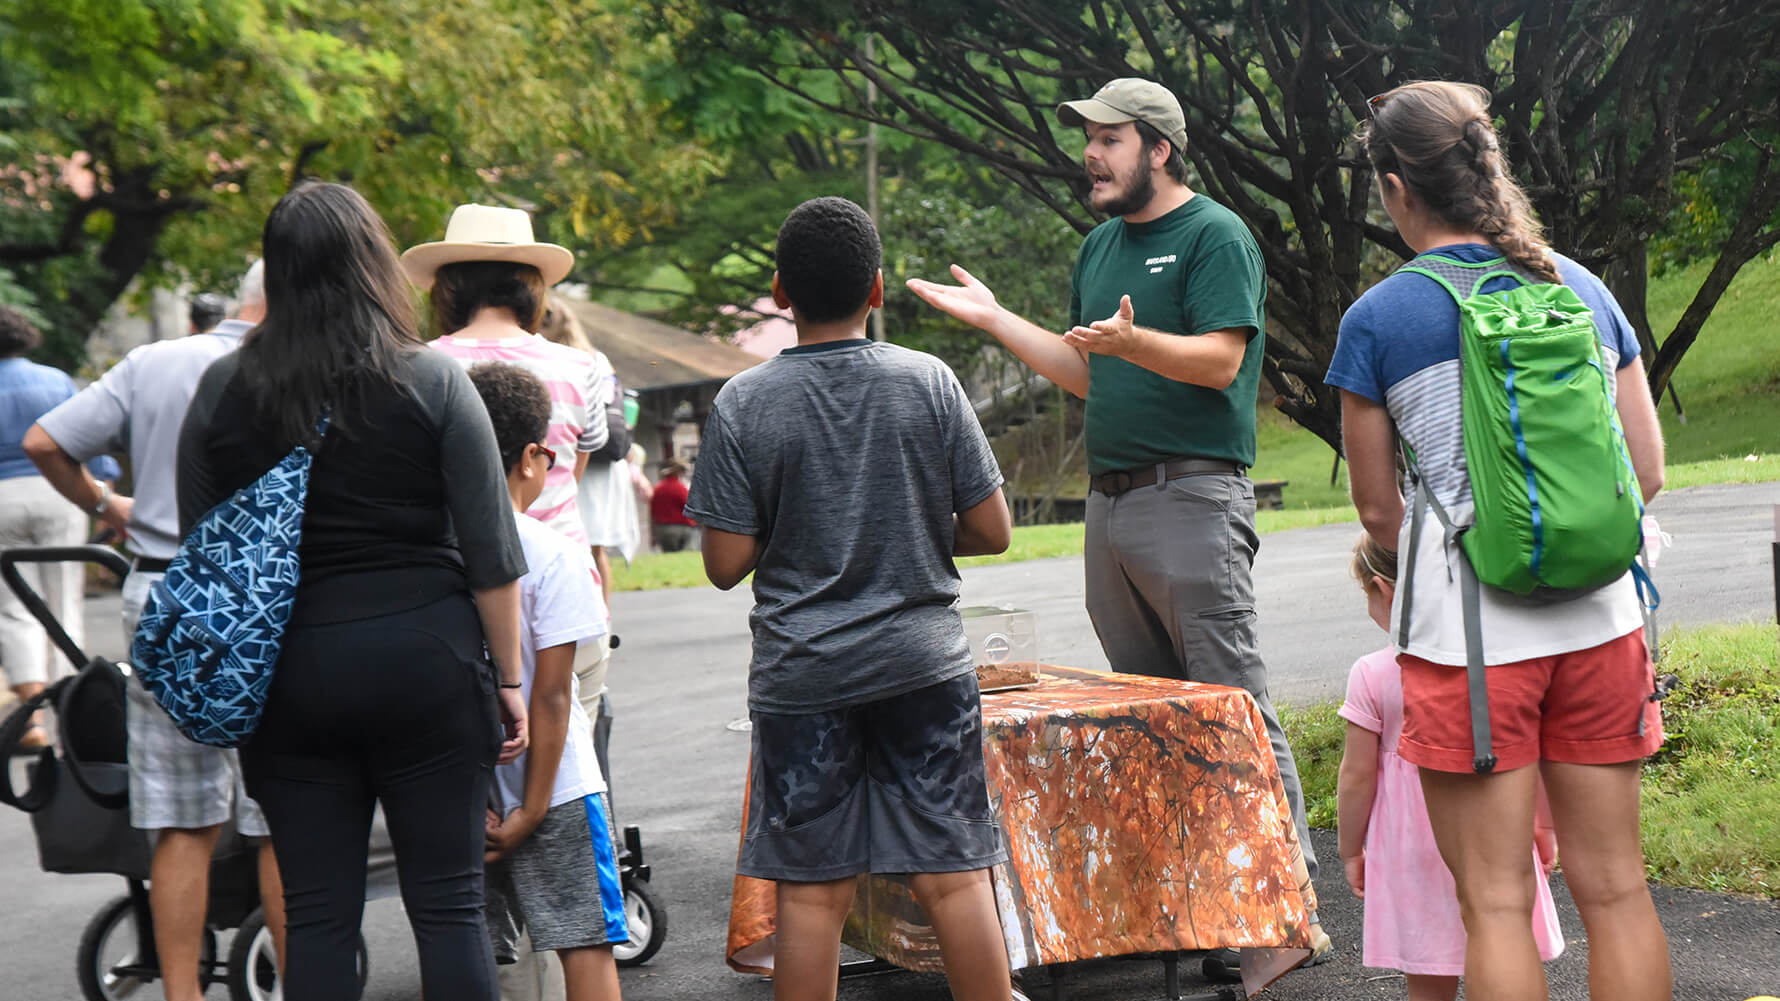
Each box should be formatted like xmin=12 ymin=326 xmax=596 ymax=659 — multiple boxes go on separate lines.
xmin=686 ymin=197 xmax=1015 ymax=1000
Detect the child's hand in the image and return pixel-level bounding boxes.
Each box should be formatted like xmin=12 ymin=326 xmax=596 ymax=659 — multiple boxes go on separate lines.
xmin=484 ymin=807 xmax=543 ymax=864
xmin=495 ymin=688 xmax=529 ymax=765
xmin=1534 ymin=825 xmax=1559 ymax=875
xmin=1342 ymin=853 xmax=1365 ymax=898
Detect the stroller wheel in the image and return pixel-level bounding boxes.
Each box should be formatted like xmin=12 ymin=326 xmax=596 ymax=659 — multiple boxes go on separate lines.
xmin=227 ymin=907 xmax=368 ymax=1001
xmin=612 ymin=878 xmax=666 ymax=967
xmin=78 ymin=894 xmax=217 ymax=1001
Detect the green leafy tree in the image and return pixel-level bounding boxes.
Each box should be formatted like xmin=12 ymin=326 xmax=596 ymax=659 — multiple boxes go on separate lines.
xmin=678 ymin=0 xmax=1780 ymax=449
xmin=597 ymin=4 xmax=1080 ymax=398
xmin=0 ymin=0 xmax=717 ymax=368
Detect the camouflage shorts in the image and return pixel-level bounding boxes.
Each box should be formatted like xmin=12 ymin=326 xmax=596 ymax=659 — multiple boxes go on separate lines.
xmin=739 ymin=671 xmax=1007 ymax=882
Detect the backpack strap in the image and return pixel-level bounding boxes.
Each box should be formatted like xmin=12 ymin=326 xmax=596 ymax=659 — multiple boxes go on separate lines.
xmin=1398 ymin=254 xmax=1528 ymax=305
xmin=0 ymin=679 xmax=68 ymax=812
xmin=1398 ymin=452 xmax=1499 ymax=774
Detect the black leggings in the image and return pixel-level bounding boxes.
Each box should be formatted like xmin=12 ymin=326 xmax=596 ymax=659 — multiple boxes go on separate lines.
xmin=242 ymin=591 xmax=502 ymax=1001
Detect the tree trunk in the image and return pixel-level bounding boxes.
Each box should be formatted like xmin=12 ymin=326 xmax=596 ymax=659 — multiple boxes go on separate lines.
xmin=1646 ymin=149 xmax=1780 ymax=398
xmin=1602 ymin=243 xmax=1657 ymax=362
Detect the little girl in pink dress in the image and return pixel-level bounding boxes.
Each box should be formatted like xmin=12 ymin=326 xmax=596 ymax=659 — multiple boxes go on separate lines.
xmin=1337 ymin=534 xmax=1564 ymax=1000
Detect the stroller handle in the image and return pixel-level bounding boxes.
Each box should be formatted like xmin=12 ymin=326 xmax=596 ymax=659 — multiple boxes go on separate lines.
xmin=0 ymin=545 xmax=133 ymax=670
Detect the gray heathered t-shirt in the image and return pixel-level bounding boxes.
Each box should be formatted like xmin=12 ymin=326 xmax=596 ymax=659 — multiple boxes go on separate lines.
xmin=684 ymin=339 xmax=1005 ymax=715
xmin=36 ymin=320 xmax=251 ymax=559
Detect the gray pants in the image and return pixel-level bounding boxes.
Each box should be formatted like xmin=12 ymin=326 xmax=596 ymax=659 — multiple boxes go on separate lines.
xmin=1084 ymin=472 xmax=1318 ymax=887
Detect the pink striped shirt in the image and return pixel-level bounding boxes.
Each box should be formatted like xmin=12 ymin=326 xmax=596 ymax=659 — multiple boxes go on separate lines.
xmin=431 ymin=334 xmax=611 ymax=546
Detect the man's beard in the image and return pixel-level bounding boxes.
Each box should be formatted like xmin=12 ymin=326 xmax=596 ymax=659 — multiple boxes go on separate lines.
xmin=1092 ymin=161 xmax=1157 ymax=217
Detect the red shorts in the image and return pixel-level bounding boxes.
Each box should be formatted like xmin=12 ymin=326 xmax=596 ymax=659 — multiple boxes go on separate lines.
xmin=1399 ymin=628 xmax=1663 ymax=774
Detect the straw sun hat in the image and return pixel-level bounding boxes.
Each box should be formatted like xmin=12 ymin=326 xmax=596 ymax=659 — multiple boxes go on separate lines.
xmin=399 ymin=204 xmax=574 ymax=290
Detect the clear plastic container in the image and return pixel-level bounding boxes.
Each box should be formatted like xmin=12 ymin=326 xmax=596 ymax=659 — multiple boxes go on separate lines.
xmin=961 ymin=605 xmax=1040 ymax=691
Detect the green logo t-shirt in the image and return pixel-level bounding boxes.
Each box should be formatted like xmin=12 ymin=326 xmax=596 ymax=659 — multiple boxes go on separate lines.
xmin=1070 ymin=196 xmax=1266 ymax=474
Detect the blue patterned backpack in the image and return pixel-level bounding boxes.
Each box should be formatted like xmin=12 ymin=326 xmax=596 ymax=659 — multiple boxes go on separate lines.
xmin=131 ymin=416 xmax=325 ymax=747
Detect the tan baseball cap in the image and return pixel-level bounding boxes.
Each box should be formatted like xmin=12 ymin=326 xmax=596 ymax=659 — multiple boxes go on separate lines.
xmin=1057 ymin=78 xmax=1188 ymax=155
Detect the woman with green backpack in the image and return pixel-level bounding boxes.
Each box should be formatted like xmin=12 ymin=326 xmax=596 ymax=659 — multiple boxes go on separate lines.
xmin=1326 ymin=81 xmax=1670 ymax=1001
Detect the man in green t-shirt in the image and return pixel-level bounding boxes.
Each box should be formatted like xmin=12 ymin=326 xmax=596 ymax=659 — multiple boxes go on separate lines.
xmin=909 ymin=78 xmax=1325 ymax=949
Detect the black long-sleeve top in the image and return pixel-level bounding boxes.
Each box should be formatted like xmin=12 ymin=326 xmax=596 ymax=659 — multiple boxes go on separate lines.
xmin=177 ymin=346 xmax=525 ymax=626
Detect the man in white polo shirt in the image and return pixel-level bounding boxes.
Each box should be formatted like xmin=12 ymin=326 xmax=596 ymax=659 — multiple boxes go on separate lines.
xmin=24 ymin=261 xmax=285 ymax=1001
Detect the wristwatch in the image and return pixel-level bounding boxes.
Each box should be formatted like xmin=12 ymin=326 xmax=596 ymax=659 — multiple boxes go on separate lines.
xmin=89 ymin=482 xmax=113 ymax=516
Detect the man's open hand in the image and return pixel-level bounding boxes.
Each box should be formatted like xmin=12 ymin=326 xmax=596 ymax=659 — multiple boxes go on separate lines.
xmin=906 ymin=265 xmax=1003 ymax=331
xmin=1063 ymin=294 xmax=1142 ymax=358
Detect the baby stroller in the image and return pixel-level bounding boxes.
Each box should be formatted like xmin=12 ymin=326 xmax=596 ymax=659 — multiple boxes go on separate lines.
xmin=592 ymin=632 xmax=666 ymax=969
xmin=0 ymin=544 xmax=399 ymax=1001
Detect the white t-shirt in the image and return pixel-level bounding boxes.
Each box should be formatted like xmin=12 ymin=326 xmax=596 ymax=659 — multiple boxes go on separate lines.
xmin=493 ymin=513 xmax=610 ymax=814
xmin=1391 ymin=501 xmax=1642 ymax=666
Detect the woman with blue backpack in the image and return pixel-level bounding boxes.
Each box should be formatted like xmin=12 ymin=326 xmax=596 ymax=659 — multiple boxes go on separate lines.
xmin=1326 ymin=81 xmax=1670 ymax=1001
xmin=173 ymin=181 xmax=531 ymax=1001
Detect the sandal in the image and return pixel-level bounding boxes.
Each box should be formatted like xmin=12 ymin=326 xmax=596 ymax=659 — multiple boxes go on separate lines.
xmin=1303 ymin=924 xmax=1334 ymax=966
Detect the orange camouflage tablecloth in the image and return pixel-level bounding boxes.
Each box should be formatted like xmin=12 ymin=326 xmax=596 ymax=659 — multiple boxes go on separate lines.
xmin=725 ymin=666 xmax=1318 ymax=994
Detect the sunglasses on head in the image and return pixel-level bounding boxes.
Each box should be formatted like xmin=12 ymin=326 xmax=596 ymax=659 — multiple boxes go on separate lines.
xmin=1366 ymin=92 xmax=1390 ymax=119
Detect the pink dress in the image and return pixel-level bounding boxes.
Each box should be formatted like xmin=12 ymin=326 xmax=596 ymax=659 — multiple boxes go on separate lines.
xmin=1340 ymin=646 xmax=1565 ymax=974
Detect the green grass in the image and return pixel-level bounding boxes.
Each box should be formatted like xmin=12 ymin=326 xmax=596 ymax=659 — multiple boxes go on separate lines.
xmin=1664 ymin=453 xmax=1780 ymax=490
xmin=1248 ymin=409 xmax=1350 ymax=511
xmin=607 ymin=550 xmax=708 ymax=592
xmin=1283 ymin=622 xmax=1780 ymax=897
xmin=1280 ymin=700 xmax=1347 ymax=832
xmin=957 ymin=522 xmax=1088 ymax=567
xmin=1648 ymin=249 xmax=1780 ymax=463
xmin=1639 ymin=623 xmax=1780 ymax=896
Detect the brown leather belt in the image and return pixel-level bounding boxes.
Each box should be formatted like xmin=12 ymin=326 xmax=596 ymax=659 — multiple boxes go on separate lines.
xmin=1090 ymin=457 xmax=1245 ymax=496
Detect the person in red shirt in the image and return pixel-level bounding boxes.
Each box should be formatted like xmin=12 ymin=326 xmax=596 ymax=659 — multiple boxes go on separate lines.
xmin=650 ymin=458 xmax=696 ymax=552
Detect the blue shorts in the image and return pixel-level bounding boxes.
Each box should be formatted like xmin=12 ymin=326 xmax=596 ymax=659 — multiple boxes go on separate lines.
xmin=486 ymin=792 xmax=628 ymax=957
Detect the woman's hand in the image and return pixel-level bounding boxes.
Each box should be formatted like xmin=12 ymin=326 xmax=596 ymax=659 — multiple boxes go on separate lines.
xmin=495 ymin=686 xmax=529 ymax=764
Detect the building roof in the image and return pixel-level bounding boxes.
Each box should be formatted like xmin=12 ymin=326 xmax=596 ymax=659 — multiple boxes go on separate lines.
xmin=565 ymin=299 xmax=761 ymax=392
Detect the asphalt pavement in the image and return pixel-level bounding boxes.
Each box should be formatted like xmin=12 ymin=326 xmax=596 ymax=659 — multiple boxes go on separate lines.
xmin=3 ymin=480 xmax=1777 ymax=999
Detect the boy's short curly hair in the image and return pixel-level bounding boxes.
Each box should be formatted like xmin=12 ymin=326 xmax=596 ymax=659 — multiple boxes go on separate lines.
xmin=0 ymin=306 xmax=43 ymax=358
xmin=775 ymin=196 xmax=881 ymax=324
xmin=468 ymin=361 xmax=552 ymax=473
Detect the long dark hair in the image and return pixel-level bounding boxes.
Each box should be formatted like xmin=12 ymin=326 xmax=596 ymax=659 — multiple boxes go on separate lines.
xmin=1360 ymin=81 xmax=1560 ymax=283
xmin=238 ymin=181 xmax=421 ymax=446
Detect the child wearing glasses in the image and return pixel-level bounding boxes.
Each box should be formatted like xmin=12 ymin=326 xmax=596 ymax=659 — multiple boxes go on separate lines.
xmin=469 ymin=361 xmax=624 ymax=1001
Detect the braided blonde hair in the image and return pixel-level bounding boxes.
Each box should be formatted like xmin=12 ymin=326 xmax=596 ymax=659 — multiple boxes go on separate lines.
xmin=1360 ymin=81 xmax=1560 ymax=284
